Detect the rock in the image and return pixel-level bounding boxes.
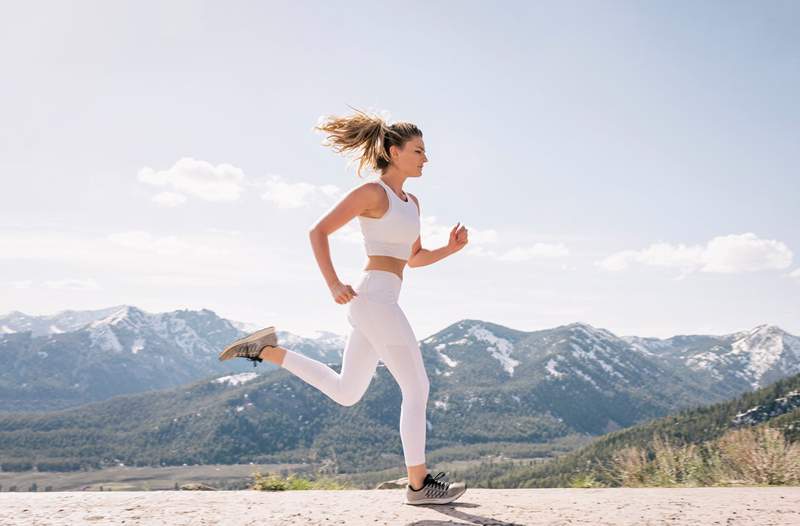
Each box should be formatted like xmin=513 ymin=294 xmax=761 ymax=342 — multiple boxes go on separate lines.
xmin=374 ymin=477 xmax=408 ymax=490
xmin=180 ymin=483 xmax=217 ymax=491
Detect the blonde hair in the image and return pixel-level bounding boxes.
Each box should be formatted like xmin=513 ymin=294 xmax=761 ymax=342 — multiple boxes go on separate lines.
xmin=314 ymin=106 xmax=423 ymax=178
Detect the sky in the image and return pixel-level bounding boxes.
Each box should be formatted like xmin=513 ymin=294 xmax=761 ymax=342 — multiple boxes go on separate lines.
xmin=1 ymin=0 xmax=798 ymax=340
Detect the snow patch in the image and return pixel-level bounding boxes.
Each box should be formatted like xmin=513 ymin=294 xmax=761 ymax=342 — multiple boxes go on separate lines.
xmin=88 ymin=324 xmax=123 ymax=352
xmin=434 ymin=343 xmax=458 ymax=367
xmin=467 ymin=324 xmax=519 ymax=376
xmin=0 ymin=325 xmax=15 ymax=334
xmin=731 ymin=326 xmax=786 ymax=388
xmin=214 ymin=372 xmax=259 ymax=386
xmin=48 ymin=325 xmax=64 ymax=334
xmin=569 ymin=342 xmax=623 ymax=378
xmin=573 ymin=367 xmax=599 ymax=388
xmin=546 ymin=358 xmax=564 ymax=379
xmin=438 ymin=352 xmax=458 ymax=367
xmin=131 ymin=337 xmax=145 ymax=354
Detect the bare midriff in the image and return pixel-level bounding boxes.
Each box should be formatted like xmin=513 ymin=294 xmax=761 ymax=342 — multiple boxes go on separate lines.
xmin=364 ymin=255 xmax=406 ymax=281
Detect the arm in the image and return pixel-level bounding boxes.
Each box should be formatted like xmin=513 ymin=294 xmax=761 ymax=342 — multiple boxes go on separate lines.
xmin=309 ymin=184 xmax=378 ymax=303
xmin=406 ymin=193 xmax=469 ymax=268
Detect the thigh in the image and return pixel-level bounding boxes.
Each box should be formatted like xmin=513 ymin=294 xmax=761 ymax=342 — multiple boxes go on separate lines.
xmin=352 ymin=300 xmax=428 ymax=391
xmin=339 ymin=324 xmax=380 ymax=386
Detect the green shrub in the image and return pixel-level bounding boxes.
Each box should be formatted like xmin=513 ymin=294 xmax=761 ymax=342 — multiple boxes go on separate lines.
xmin=250 ymin=471 xmax=349 ymax=491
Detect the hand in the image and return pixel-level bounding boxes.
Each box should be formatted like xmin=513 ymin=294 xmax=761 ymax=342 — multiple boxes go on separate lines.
xmin=329 ymin=280 xmax=358 ymax=304
xmin=447 ymin=222 xmax=469 ymax=253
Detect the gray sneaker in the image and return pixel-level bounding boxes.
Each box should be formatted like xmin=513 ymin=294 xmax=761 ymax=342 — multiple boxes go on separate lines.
xmin=218 ymin=326 xmax=278 ymax=367
xmin=405 ymin=472 xmax=467 ymax=505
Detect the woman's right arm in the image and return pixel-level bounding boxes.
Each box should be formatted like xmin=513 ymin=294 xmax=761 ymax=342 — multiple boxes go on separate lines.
xmin=309 ymin=184 xmax=376 ymax=304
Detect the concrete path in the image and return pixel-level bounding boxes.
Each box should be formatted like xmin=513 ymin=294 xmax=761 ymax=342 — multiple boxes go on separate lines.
xmin=2 ymin=487 xmax=798 ymax=525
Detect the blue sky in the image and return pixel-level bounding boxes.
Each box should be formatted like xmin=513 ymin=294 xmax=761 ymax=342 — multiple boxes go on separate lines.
xmin=1 ymin=1 xmax=798 ymax=339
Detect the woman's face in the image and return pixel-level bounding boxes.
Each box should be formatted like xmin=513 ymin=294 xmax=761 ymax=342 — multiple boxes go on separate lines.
xmin=391 ymin=136 xmax=428 ymax=178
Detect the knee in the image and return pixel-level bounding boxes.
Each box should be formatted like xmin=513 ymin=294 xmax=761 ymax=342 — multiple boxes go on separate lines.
xmin=337 ymin=393 xmax=361 ymax=407
xmin=401 ymin=375 xmax=430 ymax=407
xmin=335 ymin=385 xmax=365 ymax=407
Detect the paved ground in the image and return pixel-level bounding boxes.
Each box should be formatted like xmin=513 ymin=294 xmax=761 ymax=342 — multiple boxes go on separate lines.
xmin=2 ymin=487 xmax=799 ymax=525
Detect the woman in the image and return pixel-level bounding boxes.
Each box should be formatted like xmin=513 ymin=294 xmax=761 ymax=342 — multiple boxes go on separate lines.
xmin=219 ymin=108 xmax=469 ymax=505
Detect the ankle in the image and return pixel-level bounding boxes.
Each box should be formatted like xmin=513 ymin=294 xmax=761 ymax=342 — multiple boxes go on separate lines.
xmin=408 ymin=476 xmax=426 ymax=490
xmin=258 ymin=346 xmax=275 ymax=362
xmin=259 ymin=346 xmax=285 ymax=366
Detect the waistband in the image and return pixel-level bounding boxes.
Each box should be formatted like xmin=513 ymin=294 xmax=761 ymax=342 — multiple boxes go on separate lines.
xmin=353 ymin=270 xmax=402 ymax=303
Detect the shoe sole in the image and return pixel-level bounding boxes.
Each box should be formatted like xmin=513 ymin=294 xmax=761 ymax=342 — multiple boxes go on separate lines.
xmin=218 ymin=326 xmax=277 ymax=361
xmin=404 ymin=485 xmax=467 ymax=505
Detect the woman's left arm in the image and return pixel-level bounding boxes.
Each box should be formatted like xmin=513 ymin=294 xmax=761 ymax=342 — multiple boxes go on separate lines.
xmin=407 ymin=193 xmax=469 ymax=268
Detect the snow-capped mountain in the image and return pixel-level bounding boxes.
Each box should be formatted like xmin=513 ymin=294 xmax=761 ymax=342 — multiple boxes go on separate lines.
xmin=0 ymin=305 xmax=125 ymax=336
xmin=621 ymin=324 xmax=800 ymax=391
xmin=0 ymin=305 xmax=345 ymax=412
xmin=3 ymin=304 xmax=799 ymax=435
xmin=420 ymin=320 xmax=714 ymax=435
xmin=2 ymin=308 xmax=799 ymax=472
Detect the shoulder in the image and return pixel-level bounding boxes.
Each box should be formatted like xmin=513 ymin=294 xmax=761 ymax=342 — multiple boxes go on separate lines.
xmin=406 ymin=192 xmax=420 ymax=214
xmin=349 ymin=181 xmax=388 ymax=207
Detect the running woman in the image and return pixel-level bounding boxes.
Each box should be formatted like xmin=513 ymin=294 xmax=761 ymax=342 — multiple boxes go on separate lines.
xmin=220 ymin=108 xmax=469 ymax=505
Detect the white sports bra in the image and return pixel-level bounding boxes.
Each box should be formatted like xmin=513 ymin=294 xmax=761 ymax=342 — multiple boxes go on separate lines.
xmin=357 ymin=178 xmax=421 ymax=261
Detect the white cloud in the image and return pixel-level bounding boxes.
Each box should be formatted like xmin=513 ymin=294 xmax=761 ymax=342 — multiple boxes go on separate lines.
xmin=702 ymin=234 xmax=792 ymax=273
xmin=788 ymin=268 xmax=800 ymax=282
xmin=596 ymin=233 xmax=793 ymax=275
xmin=0 ymin=229 xmax=251 ymax=281
xmin=107 ymin=230 xmax=229 ymax=257
xmin=151 ymin=191 xmax=188 ymax=207
xmin=42 ymin=278 xmax=101 ymax=290
xmin=258 ymin=175 xmax=343 ymax=209
xmin=5 ymin=280 xmax=33 ymax=289
xmin=138 ymin=157 xmax=245 ymax=202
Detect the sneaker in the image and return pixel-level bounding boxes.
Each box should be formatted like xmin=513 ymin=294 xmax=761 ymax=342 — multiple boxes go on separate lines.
xmin=218 ymin=326 xmax=278 ymax=367
xmin=404 ymin=472 xmax=467 ymax=505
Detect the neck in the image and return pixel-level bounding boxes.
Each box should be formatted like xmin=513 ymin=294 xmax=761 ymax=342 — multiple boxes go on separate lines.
xmin=379 ymin=169 xmax=406 ymax=194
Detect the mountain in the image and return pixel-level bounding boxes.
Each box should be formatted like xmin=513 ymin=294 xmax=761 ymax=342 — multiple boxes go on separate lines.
xmin=621 ymin=324 xmax=800 ymax=392
xmin=3 ymin=316 xmax=799 ymax=474
xmin=0 ymin=306 xmax=342 ymax=412
xmin=0 ymin=305 xmax=126 ymax=336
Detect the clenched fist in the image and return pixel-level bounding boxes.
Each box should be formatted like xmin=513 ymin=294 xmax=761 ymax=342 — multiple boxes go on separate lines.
xmin=329 ymin=280 xmax=358 ymax=304
xmin=447 ymin=222 xmax=469 ymax=253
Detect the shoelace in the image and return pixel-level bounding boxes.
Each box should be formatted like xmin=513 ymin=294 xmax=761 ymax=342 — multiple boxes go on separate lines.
xmin=235 ymin=342 xmax=263 ymax=367
xmin=423 ymin=472 xmax=450 ymax=498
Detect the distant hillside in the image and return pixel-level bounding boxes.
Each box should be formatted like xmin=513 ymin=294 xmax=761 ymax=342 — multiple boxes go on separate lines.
xmin=466 ymin=372 xmax=800 ymax=488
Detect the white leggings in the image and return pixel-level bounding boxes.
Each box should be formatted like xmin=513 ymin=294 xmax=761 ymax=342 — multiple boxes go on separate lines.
xmin=280 ymin=269 xmax=430 ymax=467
